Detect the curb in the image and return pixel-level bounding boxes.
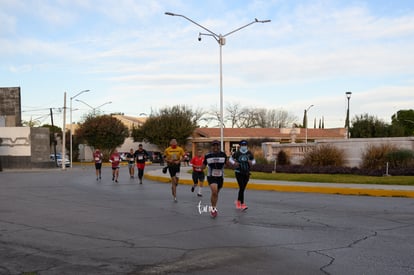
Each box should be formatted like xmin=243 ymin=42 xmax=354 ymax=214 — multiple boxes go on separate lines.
xmin=144 ymin=174 xmax=414 ymax=198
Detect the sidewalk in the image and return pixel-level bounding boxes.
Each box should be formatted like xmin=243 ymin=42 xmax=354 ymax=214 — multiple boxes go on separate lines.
xmin=145 ymin=167 xmax=414 ymax=198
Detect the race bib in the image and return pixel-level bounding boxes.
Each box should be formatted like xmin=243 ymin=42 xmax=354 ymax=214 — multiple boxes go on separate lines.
xmin=212 ymin=169 xmax=223 ymax=177
xmin=138 ymin=156 xmax=143 ymax=160
xmin=95 ymin=157 xmax=100 ymax=161
xmin=114 ymin=157 xmax=119 ymax=162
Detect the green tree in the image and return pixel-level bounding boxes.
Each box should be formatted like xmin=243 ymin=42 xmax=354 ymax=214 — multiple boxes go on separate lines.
xmin=131 ymin=105 xmax=197 ymax=151
xmin=391 ymin=109 xmax=414 ymax=136
xmin=350 ymin=114 xmax=390 ymax=138
xmin=76 ymin=115 xmax=129 ymax=159
xmin=41 ymin=124 xmax=62 ymax=147
xmin=63 ymin=130 xmax=83 ymax=162
xmin=22 ymin=119 xmax=41 ymax=127
xmin=302 ymin=109 xmax=307 ymax=128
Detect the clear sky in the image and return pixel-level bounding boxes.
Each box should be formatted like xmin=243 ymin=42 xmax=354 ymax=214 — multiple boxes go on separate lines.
xmin=1 ymin=0 xmax=413 ymax=128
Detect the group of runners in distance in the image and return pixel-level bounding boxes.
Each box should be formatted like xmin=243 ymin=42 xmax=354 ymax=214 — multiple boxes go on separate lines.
xmin=93 ymin=138 xmax=256 ymax=218
xmin=93 ymin=144 xmax=149 ymax=184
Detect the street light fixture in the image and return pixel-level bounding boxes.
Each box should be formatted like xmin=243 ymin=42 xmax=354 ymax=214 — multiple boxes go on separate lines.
xmin=75 ymin=99 xmax=112 ymax=115
xmin=345 ymin=91 xmax=352 ymax=139
xmin=70 ymin=89 xmax=90 ymax=168
xmin=305 ymin=104 xmax=314 ymax=144
xmin=165 ymin=12 xmax=271 ymax=151
xmin=94 ymin=101 xmax=112 ymax=111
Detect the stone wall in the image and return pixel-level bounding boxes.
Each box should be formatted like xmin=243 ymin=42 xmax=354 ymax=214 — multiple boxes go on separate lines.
xmin=263 ymin=137 xmax=414 ymax=167
xmin=31 ymin=127 xmax=52 ymax=163
xmin=0 ymin=87 xmax=22 ymax=127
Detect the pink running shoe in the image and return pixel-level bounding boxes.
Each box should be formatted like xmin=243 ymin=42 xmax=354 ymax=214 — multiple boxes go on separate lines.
xmin=235 ymin=200 xmax=241 ymax=209
xmin=241 ymin=203 xmax=248 ymax=211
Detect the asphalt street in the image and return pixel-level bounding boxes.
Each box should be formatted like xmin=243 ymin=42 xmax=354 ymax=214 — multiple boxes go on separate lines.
xmin=0 ymin=165 xmax=413 ymax=274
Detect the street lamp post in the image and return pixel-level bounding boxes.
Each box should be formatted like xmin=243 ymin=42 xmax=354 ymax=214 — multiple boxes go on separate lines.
xmin=345 ymin=91 xmax=352 ymax=139
xmin=70 ymin=89 xmax=90 ymax=168
xmin=165 ymin=12 xmax=270 ymax=151
xmin=75 ymin=99 xmax=112 ymax=115
xmin=305 ymin=104 xmax=314 ymax=144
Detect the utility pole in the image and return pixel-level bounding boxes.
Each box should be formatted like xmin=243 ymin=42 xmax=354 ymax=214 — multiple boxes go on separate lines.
xmin=62 ymin=92 xmax=67 ymax=170
xmin=50 ymin=108 xmax=57 ymax=166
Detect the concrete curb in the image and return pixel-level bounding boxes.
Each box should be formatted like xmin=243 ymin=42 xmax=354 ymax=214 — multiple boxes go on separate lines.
xmin=144 ymin=173 xmax=414 ymax=198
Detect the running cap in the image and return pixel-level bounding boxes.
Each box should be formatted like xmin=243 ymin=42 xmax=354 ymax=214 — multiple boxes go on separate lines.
xmin=239 ymin=140 xmax=248 ymax=145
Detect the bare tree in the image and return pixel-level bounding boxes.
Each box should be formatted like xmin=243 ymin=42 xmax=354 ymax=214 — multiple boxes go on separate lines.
xmin=254 ymin=108 xmax=268 ymax=128
xmin=225 ymin=103 xmax=243 ymax=128
xmin=266 ymin=109 xmax=297 ymax=128
xmin=192 ymin=107 xmax=211 ymax=127
xmin=206 ymin=105 xmax=222 ymax=128
xmin=210 ymin=103 xmax=298 ymax=128
xmin=236 ymin=107 xmax=265 ymax=128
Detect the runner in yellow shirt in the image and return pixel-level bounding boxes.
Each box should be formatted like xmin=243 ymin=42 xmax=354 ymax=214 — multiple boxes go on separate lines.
xmin=164 ymin=139 xmax=185 ymax=202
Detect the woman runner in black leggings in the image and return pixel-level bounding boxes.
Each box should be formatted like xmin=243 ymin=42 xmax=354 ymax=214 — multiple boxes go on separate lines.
xmin=229 ymin=140 xmax=256 ymax=210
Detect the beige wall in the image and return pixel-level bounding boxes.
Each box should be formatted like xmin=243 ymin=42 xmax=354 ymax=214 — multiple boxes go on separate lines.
xmin=263 ymin=137 xmax=414 ymax=167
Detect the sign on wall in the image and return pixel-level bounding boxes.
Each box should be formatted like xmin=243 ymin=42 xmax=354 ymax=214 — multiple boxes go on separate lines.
xmin=0 ymin=127 xmax=31 ymax=156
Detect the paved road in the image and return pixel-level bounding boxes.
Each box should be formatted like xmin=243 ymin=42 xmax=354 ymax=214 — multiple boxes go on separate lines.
xmin=0 ymin=165 xmax=413 ymax=274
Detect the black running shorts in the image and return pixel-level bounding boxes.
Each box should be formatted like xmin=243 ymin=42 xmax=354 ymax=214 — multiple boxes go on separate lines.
xmin=168 ymin=164 xmax=180 ymax=177
xmin=207 ymin=176 xmax=223 ymax=190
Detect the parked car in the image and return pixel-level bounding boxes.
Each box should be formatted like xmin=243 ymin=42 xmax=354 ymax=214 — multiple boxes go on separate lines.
xmin=50 ymin=153 xmax=70 ymax=167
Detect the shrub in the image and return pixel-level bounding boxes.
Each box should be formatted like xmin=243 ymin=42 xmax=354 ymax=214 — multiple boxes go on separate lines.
xmin=248 ymin=163 xmax=414 ymax=176
xmin=277 ymin=150 xmax=290 ymax=165
xmin=361 ymin=143 xmax=397 ymax=170
xmin=385 ymin=149 xmax=414 ymax=169
xmin=250 ymin=163 xmax=274 ymax=173
xmin=302 ymin=144 xmax=345 ymax=167
xmin=253 ymin=148 xmax=268 ymax=165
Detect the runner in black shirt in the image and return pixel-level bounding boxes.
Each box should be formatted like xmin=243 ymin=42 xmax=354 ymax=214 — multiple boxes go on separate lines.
xmin=134 ymin=144 xmax=149 ymax=184
xmin=229 ymin=140 xmax=256 ymax=210
xmin=202 ymin=140 xmax=227 ymax=218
